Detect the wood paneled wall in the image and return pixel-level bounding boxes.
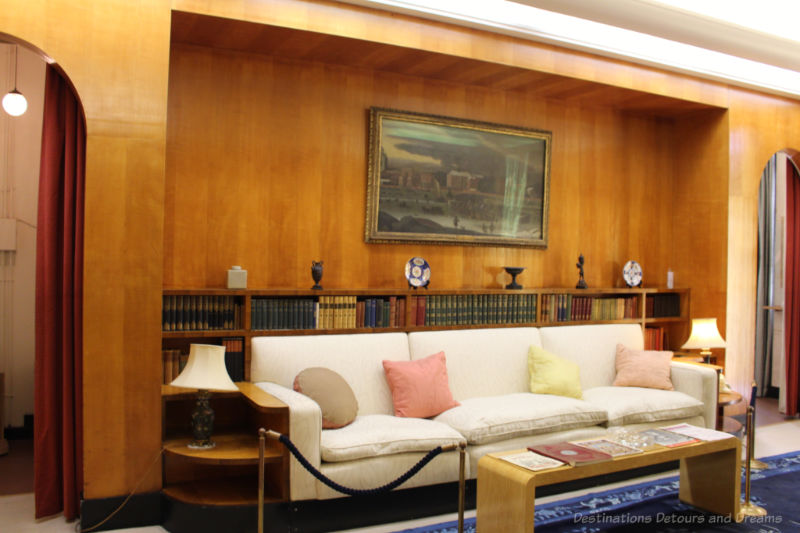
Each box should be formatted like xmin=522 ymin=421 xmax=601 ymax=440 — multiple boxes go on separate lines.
xmin=3 ymin=0 xmax=799 ymax=509
xmin=165 ymin=45 xmax=726 ymax=297
xmin=1 ymin=0 xmax=170 ymax=500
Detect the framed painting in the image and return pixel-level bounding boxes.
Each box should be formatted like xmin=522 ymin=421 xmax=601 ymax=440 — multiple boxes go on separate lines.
xmin=365 ymin=108 xmax=551 ymax=247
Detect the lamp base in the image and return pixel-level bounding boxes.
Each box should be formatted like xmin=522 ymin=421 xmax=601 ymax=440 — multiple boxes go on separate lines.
xmin=188 ymin=390 xmax=216 ymax=450
xmin=187 ymin=440 xmax=216 ymax=450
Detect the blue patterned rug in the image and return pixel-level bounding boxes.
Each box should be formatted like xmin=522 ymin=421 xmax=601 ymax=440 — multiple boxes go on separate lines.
xmin=396 ymin=451 xmax=800 ymax=533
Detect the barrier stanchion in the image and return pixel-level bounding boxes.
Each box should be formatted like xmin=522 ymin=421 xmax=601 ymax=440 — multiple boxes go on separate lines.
xmin=739 ymin=406 xmax=767 ymax=519
xmin=458 ymin=442 xmax=466 ymax=533
xmin=258 ymin=428 xmax=266 ymax=533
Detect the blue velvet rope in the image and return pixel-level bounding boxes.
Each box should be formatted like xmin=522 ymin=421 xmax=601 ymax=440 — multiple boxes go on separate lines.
xmin=277 ymin=433 xmax=445 ymax=496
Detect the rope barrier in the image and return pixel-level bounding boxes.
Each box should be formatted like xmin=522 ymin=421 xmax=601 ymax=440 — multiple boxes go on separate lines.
xmin=265 ymin=429 xmax=455 ymax=496
xmin=258 ymin=429 xmax=466 ymax=533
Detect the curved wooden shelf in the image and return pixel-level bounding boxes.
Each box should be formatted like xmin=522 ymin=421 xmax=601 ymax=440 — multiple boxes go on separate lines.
xmin=163 ymin=477 xmax=282 ymax=506
xmin=164 ymin=432 xmax=282 ymax=466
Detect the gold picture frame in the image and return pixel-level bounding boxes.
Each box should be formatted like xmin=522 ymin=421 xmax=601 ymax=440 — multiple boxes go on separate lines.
xmin=365 ymin=107 xmax=551 ymax=247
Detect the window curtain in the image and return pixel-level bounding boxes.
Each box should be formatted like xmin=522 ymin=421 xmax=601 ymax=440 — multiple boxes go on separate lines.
xmin=784 ymin=154 xmax=800 ymax=417
xmin=34 ymin=64 xmax=85 ymax=520
xmin=755 ymin=156 xmax=776 ymax=397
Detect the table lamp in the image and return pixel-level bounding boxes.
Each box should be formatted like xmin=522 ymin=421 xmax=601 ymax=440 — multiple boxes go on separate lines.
xmin=681 ymin=318 xmax=726 ymax=363
xmin=170 ymin=344 xmax=238 ymax=449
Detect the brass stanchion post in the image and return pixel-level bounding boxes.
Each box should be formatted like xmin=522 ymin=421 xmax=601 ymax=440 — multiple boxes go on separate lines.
xmin=258 ymin=428 xmax=266 ymax=533
xmin=739 ymin=407 xmax=767 ymax=519
xmin=458 ymin=442 xmax=466 ymax=533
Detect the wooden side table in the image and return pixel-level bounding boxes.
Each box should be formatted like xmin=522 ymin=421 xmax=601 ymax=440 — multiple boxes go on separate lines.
xmin=717 ymin=390 xmax=743 ymax=433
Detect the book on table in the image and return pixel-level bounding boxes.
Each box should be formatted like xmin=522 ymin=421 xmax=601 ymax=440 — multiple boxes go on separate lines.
xmin=636 ymin=428 xmax=700 ymax=447
xmin=569 ymin=438 xmax=643 ymax=457
xmin=527 ymin=442 xmax=613 ymax=466
xmin=499 ymin=450 xmax=566 ymax=472
xmin=659 ymin=423 xmax=734 ymax=442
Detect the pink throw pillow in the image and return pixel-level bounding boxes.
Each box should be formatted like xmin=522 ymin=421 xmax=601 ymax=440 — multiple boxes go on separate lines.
xmin=613 ymin=344 xmax=674 ymax=390
xmin=382 ymin=351 xmax=460 ymax=418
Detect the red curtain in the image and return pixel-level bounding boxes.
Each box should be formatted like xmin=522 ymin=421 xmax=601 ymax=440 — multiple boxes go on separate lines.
xmin=34 ymin=65 xmax=85 ymax=520
xmin=785 ymin=155 xmax=800 ymax=417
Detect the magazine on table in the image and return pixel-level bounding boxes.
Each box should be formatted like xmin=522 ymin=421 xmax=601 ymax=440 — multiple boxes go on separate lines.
xmin=637 ymin=428 xmax=700 ymax=447
xmin=528 ymin=442 xmax=613 ymax=466
xmin=570 ymin=438 xmax=643 ymax=457
xmin=659 ymin=423 xmax=733 ymax=442
xmin=498 ymin=450 xmax=566 ymax=471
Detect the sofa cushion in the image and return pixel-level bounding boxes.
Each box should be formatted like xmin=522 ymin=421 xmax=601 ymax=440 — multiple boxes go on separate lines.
xmin=538 ymin=324 xmax=644 ymax=390
xmin=382 ymin=351 xmax=459 ymax=418
xmin=407 ymin=328 xmax=541 ymax=401
xmin=613 ymin=344 xmax=674 ymax=390
xmin=251 ymin=333 xmax=410 ymax=415
xmin=293 ymin=367 xmax=358 ymax=429
xmin=320 ymin=414 xmax=465 ymax=462
xmin=433 ymin=392 xmax=607 ymax=445
xmin=528 ymin=345 xmax=583 ymax=399
xmin=582 ymin=386 xmax=704 ymax=426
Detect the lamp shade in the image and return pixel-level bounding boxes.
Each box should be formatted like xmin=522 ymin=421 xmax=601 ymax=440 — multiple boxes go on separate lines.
xmin=681 ymin=318 xmax=726 ymax=350
xmin=170 ymin=344 xmax=238 ymax=391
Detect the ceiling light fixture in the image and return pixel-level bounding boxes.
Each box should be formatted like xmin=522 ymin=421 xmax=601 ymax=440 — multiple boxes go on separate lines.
xmin=3 ymin=45 xmax=28 ymax=117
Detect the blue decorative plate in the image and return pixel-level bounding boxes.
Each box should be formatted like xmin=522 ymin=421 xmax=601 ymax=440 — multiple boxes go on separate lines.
xmin=405 ymin=257 xmax=431 ymax=287
xmin=622 ymin=260 xmax=643 ymax=287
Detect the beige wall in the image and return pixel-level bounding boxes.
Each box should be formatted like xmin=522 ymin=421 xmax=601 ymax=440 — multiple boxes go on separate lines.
xmin=0 ymin=43 xmax=45 ymax=428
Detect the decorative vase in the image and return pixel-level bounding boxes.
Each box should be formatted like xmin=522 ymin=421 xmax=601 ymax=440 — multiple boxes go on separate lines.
xmin=311 ymin=261 xmax=323 ymax=290
xmin=504 ymin=266 xmax=524 ymax=290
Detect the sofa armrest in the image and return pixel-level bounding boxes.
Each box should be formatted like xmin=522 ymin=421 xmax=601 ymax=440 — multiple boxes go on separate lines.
xmin=670 ymin=362 xmax=718 ymax=428
xmin=255 ymin=382 xmax=322 ymax=501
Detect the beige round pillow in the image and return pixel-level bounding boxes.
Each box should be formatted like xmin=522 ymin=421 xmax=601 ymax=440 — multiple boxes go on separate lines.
xmin=293 ymin=367 xmax=358 ymax=429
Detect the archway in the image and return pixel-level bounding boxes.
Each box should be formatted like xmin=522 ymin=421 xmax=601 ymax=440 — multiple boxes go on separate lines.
xmin=0 ymin=34 xmax=86 ymax=520
xmin=755 ymin=149 xmax=800 ymax=418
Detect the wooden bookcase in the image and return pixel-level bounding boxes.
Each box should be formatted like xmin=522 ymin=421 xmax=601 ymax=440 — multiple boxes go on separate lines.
xmin=159 ymin=286 xmax=688 ymax=507
xmin=161 ymin=382 xmax=289 ymax=506
xmin=160 ymin=287 xmax=690 ymax=383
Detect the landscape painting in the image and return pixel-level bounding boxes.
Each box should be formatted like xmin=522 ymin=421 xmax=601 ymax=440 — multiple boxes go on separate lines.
xmin=365 ymin=108 xmax=551 ymax=247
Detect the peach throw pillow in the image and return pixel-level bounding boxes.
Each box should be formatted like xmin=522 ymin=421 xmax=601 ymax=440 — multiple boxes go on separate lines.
xmin=613 ymin=344 xmax=674 ymax=390
xmin=382 ymin=351 xmax=460 ymax=418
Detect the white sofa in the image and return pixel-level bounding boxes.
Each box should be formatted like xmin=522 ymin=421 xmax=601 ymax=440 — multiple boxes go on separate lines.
xmin=251 ymin=324 xmax=717 ymax=501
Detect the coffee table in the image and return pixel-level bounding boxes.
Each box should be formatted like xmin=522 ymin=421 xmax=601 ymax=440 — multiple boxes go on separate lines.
xmin=476 ymin=437 xmax=741 ymax=533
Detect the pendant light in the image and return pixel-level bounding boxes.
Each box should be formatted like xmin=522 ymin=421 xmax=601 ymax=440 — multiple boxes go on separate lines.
xmin=3 ymin=45 xmax=27 ymax=117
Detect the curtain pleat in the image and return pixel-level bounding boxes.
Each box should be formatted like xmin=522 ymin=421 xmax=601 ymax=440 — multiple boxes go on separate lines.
xmin=34 ymin=65 xmax=85 ymax=520
xmin=784 ymin=157 xmax=800 ymax=417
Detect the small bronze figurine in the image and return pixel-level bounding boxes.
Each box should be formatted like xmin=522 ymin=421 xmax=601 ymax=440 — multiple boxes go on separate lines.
xmin=576 ymin=254 xmax=588 ymax=289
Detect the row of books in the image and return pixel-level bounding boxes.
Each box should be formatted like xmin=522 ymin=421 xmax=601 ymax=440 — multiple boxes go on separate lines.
xmin=162 ymin=295 xmax=242 ymax=332
xmin=162 ymin=349 xmax=188 ymax=384
xmin=318 ymin=296 xmax=406 ymax=329
xmin=501 ymin=423 xmax=732 ymax=472
xmin=644 ymin=326 xmax=668 ymax=350
xmin=251 ymin=296 xmax=406 ymax=330
xmin=221 ymin=337 xmax=246 ymax=382
xmin=251 ymin=298 xmax=316 ymax=330
xmin=540 ymin=294 xmax=639 ymax=323
xmin=408 ymin=294 xmax=537 ymax=327
xmin=646 ymin=293 xmax=681 ymax=318
xmin=161 ymin=338 xmax=245 ymax=384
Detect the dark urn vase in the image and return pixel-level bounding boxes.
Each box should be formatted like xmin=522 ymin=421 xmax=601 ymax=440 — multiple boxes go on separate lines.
xmin=311 ymin=261 xmax=323 ymax=290
xmin=504 ymin=266 xmax=525 ymax=290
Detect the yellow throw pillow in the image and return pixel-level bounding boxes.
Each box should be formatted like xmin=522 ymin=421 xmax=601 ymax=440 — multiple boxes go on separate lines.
xmin=528 ymin=345 xmax=583 ymax=399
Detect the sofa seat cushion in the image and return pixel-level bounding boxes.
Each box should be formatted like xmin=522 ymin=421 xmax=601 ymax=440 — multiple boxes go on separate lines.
xmin=583 ymin=386 xmax=704 ymax=426
xmin=320 ymin=414 xmax=465 ymax=462
xmin=433 ymin=393 xmax=607 ymax=445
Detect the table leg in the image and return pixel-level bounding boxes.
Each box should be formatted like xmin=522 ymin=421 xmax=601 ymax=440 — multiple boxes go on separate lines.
xmin=477 ymin=457 xmax=536 ymax=533
xmin=678 ymin=441 xmax=741 ymax=519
